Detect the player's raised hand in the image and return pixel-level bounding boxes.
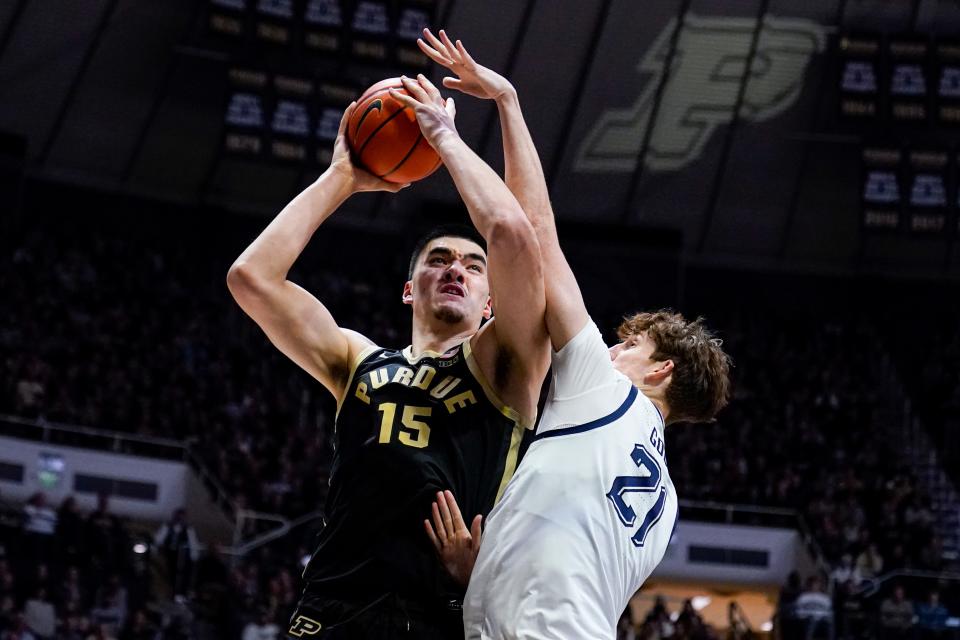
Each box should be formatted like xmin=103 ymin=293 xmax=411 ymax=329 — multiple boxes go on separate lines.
xmin=390 ymin=75 xmax=458 ymax=151
xmin=329 ymin=101 xmax=410 ymax=193
xmin=417 ymin=29 xmax=515 ymax=102
xmin=424 ymin=490 xmax=482 ymax=588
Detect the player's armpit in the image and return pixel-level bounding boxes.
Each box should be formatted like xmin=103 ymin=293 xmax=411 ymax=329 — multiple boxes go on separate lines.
xmin=227 ymin=267 xmax=374 ymax=399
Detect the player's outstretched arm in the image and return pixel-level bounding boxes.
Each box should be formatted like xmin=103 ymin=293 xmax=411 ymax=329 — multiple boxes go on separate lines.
xmin=392 ymin=75 xmax=549 ymax=416
xmin=424 ymin=490 xmax=482 ymax=587
xmin=419 ymin=29 xmax=588 ymax=352
xmin=227 ymin=104 xmax=406 ymax=400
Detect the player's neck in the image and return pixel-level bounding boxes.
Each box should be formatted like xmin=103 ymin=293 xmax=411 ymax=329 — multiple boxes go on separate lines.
xmin=410 ymin=322 xmax=475 ymax=358
xmin=636 ymin=384 xmax=670 ymax=426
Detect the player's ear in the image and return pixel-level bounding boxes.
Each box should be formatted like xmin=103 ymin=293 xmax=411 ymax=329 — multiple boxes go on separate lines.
xmin=402 ymin=280 xmax=414 ymax=305
xmin=644 ymin=359 xmax=673 ymax=386
xmin=481 ymin=296 xmax=492 ymax=319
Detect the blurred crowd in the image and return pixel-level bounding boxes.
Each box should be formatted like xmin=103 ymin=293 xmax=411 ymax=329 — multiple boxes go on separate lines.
xmin=616 ymin=597 xmax=718 ymax=640
xmin=1 ymin=223 xmax=404 ymax=518
xmin=776 ymin=572 xmax=958 ymax=640
xmin=0 ymin=491 xmax=175 ymax=639
xmin=666 ymin=315 xmax=945 ymax=578
xmin=901 ymin=302 xmax=960 ymax=488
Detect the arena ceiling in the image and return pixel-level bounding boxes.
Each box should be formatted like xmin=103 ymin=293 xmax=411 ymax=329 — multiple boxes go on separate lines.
xmin=3 ymin=0 xmax=960 ymax=276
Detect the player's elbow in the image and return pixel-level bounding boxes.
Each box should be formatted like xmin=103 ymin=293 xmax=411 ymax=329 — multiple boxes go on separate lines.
xmin=227 ymin=260 xmax=269 ymax=302
xmin=485 ymin=211 xmax=540 ymax=259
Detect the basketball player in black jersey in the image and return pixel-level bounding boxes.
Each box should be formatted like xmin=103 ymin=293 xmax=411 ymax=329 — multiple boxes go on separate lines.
xmin=227 ymin=75 xmax=549 ymax=639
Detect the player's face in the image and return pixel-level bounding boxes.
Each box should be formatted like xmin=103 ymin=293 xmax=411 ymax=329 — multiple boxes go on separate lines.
xmin=405 ymin=237 xmax=491 ymax=325
xmin=609 ymin=332 xmax=659 ymax=379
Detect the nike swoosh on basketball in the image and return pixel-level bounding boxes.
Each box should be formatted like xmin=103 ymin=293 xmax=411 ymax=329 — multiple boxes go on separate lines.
xmin=356 ymin=99 xmax=383 ymax=132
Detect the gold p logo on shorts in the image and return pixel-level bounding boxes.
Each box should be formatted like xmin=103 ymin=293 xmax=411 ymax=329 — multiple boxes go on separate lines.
xmin=288 ymin=615 xmax=322 ymax=637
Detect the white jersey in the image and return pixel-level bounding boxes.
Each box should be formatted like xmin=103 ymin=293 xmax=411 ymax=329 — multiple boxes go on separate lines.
xmin=464 ymin=320 xmax=678 ymax=639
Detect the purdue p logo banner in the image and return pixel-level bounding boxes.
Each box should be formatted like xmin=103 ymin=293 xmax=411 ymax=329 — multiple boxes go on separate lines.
xmin=575 ymin=13 xmax=826 ymax=173
xmin=288 ymin=615 xmax=323 ymax=637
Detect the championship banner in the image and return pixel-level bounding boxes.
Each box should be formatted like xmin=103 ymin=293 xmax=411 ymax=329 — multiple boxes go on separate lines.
xmin=224 ymin=67 xmax=270 ymax=158
xmin=206 ymin=0 xmax=436 ymax=69
xmin=861 ymin=146 xmax=902 ymax=230
xmin=905 ymin=149 xmax=948 ymax=233
xmin=935 ymin=40 xmax=960 ymax=125
xmin=839 ymin=33 xmax=881 ymax=120
xmin=887 ymin=37 xmax=929 ymax=124
xmin=268 ymin=75 xmax=313 ymax=163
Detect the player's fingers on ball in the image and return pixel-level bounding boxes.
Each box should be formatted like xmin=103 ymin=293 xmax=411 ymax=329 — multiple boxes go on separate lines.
xmin=395 ymin=78 xmax=421 ymax=100
xmin=387 ymin=88 xmax=409 ymax=104
xmin=388 ymin=89 xmax=419 ymax=111
xmin=399 ymin=77 xmax=429 ymax=103
xmin=397 ymin=75 xmax=419 ymax=95
xmin=416 ymin=74 xmax=441 ymax=101
xmin=338 ymin=101 xmax=356 ymax=133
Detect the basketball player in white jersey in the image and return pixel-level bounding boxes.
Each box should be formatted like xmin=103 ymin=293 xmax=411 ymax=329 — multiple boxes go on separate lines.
xmin=417 ymin=30 xmax=732 ymax=638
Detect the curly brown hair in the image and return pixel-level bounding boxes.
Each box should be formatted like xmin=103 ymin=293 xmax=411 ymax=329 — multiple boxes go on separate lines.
xmin=617 ymin=310 xmax=731 ymax=424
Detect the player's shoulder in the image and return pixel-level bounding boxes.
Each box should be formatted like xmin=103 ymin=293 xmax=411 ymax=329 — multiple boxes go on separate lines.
xmin=341 ymin=327 xmax=377 ymax=351
xmin=338 ymin=330 xmax=388 ymax=376
xmin=553 ymin=318 xmax=603 ymax=355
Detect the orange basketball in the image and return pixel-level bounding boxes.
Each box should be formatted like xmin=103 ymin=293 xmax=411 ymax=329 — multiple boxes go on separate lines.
xmin=347 ymin=77 xmax=442 ymax=184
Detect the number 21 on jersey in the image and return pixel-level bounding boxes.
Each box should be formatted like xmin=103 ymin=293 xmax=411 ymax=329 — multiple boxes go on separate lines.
xmin=606 ymin=428 xmax=667 ymax=547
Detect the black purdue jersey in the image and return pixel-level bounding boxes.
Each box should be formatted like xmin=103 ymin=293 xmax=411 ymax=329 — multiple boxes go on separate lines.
xmin=302 ymin=338 xmax=529 ymax=609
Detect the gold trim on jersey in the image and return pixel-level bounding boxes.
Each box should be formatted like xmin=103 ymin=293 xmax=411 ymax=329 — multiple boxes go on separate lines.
xmin=336 ymin=344 xmax=381 ymax=420
xmin=495 ymin=420 xmax=525 ymax=504
xmin=462 ymin=338 xmax=532 ymax=505
xmin=400 ymin=345 xmax=448 ymax=364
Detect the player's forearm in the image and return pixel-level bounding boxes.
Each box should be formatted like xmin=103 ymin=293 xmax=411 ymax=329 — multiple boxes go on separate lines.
xmin=496 ymin=92 xmax=557 ymax=241
xmin=495 ymin=95 xmax=589 ymax=349
xmin=434 ymin=134 xmax=529 ymax=240
xmin=230 ymin=168 xmax=354 ymax=283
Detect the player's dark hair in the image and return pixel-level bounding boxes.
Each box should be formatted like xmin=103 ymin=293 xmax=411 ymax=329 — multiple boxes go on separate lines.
xmin=617 ymin=310 xmax=732 ymax=425
xmin=407 ymin=224 xmax=487 ymax=279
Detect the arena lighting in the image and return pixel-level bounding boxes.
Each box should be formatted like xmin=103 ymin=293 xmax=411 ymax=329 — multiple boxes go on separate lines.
xmin=133 ymin=543 xmax=148 ymax=554
xmin=691 ymin=596 xmax=711 ymax=611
